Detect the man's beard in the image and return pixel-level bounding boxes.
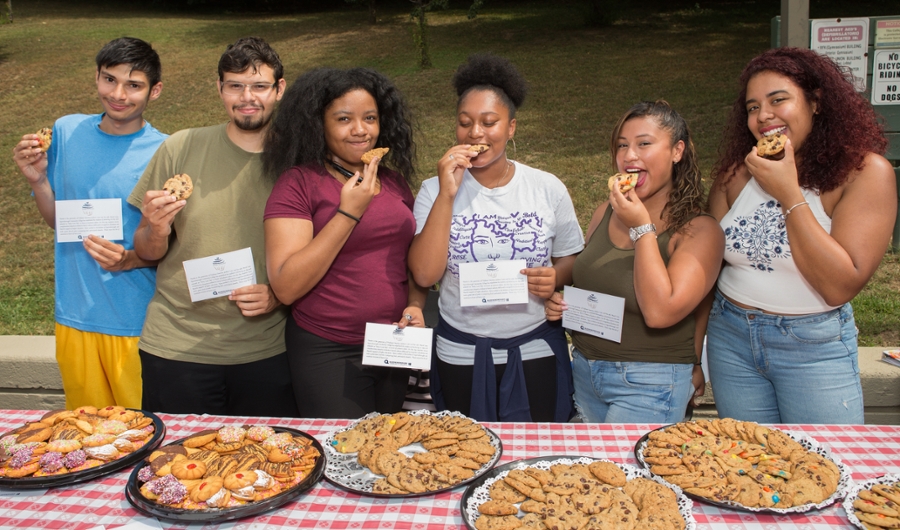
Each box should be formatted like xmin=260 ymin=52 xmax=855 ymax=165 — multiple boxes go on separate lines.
xmin=233 ymin=106 xmax=271 ymax=131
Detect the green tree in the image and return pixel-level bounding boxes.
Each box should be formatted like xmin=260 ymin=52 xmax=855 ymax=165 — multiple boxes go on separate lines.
xmin=411 ymin=0 xmax=482 ymax=69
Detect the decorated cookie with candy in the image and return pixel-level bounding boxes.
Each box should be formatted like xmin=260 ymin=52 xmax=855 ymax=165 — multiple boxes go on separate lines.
xmin=133 ymin=425 xmax=322 ymax=512
xmin=0 ymin=406 xmax=159 ymax=481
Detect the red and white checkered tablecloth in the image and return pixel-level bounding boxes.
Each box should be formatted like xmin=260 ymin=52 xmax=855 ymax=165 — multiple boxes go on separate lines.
xmin=1 ymin=411 xmax=898 ymax=529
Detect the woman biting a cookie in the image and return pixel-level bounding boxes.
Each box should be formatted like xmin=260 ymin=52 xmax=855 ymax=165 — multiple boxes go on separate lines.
xmin=706 ymin=47 xmax=896 ymax=424
xmin=262 ymin=67 xmax=423 ymax=418
xmin=545 ymin=101 xmax=724 ymax=423
xmin=408 ymin=54 xmax=584 ymax=422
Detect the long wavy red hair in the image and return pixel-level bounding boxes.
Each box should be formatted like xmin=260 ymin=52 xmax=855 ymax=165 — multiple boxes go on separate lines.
xmin=712 ymin=47 xmax=887 ymax=192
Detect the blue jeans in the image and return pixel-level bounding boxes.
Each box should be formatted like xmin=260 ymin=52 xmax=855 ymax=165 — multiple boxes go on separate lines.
xmin=706 ymin=290 xmax=863 ymax=424
xmin=571 ymin=348 xmax=694 ymax=423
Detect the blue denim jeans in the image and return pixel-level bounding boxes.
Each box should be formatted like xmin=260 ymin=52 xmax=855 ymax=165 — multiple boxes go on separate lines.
xmin=706 ymin=290 xmax=863 ymax=424
xmin=571 ymin=348 xmax=694 ymax=423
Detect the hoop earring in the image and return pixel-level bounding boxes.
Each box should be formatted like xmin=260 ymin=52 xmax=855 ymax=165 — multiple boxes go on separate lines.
xmin=508 ymin=138 xmax=517 ymax=159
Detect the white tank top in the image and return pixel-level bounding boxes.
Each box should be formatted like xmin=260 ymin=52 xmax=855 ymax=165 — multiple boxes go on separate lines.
xmin=717 ymin=178 xmax=838 ymax=314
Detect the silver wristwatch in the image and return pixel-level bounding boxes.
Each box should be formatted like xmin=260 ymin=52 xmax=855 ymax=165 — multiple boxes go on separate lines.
xmin=629 ymin=223 xmax=657 ymax=244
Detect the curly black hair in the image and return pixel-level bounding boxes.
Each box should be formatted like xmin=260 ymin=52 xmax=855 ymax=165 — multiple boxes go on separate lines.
xmin=262 ymin=67 xmax=417 ymax=185
xmin=610 ymin=100 xmax=704 ymax=234
xmin=713 ymin=47 xmax=887 ymax=192
xmin=452 ymin=54 xmax=528 ymax=117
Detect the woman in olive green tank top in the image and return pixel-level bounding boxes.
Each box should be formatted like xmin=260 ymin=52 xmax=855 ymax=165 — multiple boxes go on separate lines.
xmin=545 ymin=101 xmax=725 ymax=423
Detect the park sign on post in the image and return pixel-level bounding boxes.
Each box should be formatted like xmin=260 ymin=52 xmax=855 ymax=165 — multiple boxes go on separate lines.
xmin=872 ymin=50 xmax=900 ymax=105
xmin=811 ymin=18 xmax=869 ymax=92
xmin=875 ymin=19 xmax=900 ymax=47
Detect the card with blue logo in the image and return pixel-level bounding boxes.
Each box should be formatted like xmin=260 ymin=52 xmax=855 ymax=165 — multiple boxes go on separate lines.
xmin=55 ymin=198 xmax=123 ymax=243
xmin=362 ymin=323 xmax=433 ymax=370
xmin=182 ymin=247 xmax=256 ymax=303
xmin=561 ymin=286 xmax=625 ymax=343
xmin=458 ymin=259 xmax=529 ymax=307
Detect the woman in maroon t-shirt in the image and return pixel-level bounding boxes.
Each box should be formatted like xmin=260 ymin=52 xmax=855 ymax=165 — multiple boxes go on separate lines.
xmin=261 ymin=67 xmax=425 ymax=418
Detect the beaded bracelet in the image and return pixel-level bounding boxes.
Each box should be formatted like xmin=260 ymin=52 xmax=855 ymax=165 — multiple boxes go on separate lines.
xmin=784 ymin=201 xmax=809 ymax=216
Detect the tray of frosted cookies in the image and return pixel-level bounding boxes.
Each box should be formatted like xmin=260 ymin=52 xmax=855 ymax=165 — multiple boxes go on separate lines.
xmin=461 ymin=456 xmax=695 ymax=530
xmin=843 ymin=474 xmax=900 ymax=530
xmin=125 ymin=425 xmax=325 ymax=523
xmin=0 ymin=406 xmax=164 ymax=489
xmin=633 ymin=418 xmax=851 ymax=513
xmin=323 ymin=410 xmax=502 ymax=496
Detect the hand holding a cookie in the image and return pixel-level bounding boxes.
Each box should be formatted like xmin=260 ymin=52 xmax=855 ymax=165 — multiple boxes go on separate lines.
xmin=436 ymin=145 xmax=476 ymax=199
xmin=608 ymin=180 xmax=652 ymax=232
xmin=229 ymin=283 xmax=281 ymax=317
xmin=338 ymin=156 xmax=380 ymax=220
xmin=745 ymin=137 xmax=803 ymax=207
xmin=141 ymin=189 xmax=186 ymax=236
xmin=543 ymin=291 xmax=567 ymax=322
xmin=12 ymin=133 xmax=49 ymax=186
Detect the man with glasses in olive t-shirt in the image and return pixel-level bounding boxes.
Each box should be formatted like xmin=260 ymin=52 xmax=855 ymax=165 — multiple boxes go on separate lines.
xmin=129 ymin=37 xmax=298 ymax=416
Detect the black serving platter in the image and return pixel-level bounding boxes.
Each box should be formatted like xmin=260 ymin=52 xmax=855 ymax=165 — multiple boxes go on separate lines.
xmin=125 ymin=426 xmax=326 ymax=523
xmin=0 ymin=409 xmax=165 ymax=490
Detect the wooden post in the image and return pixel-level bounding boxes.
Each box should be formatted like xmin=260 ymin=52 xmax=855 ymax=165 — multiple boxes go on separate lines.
xmin=780 ymin=0 xmax=809 ymax=48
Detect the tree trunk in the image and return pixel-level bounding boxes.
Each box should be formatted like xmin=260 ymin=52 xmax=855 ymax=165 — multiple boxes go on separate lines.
xmin=5 ymin=0 xmax=12 ymax=23
xmin=415 ymin=4 xmax=431 ymax=69
xmin=368 ymin=0 xmax=376 ymax=24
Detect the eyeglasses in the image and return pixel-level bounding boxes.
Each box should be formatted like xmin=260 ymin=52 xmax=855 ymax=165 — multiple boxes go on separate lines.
xmin=221 ymin=82 xmax=277 ymax=95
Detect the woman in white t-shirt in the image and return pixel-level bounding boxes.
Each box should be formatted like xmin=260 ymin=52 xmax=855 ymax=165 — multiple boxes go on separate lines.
xmin=707 ymin=47 xmax=896 ymax=424
xmin=408 ymin=54 xmax=584 ymax=422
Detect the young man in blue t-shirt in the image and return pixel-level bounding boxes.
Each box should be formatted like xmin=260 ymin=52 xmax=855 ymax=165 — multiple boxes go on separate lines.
xmin=12 ymin=37 xmax=167 ymax=409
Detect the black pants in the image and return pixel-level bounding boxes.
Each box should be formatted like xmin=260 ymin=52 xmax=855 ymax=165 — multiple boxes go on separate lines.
xmin=140 ymin=350 xmax=300 ymax=417
xmin=286 ymin=317 xmax=410 ymax=419
xmin=436 ymin=354 xmax=558 ymax=422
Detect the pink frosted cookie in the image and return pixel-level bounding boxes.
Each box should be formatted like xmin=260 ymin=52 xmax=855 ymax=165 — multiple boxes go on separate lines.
xmin=261 ymin=432 xmax=293 ymax=451
xmin=67 ymin=459 xmax=103 ymax=473
xmin=216 ymin=426 xmax=246 ymax=444
xmin=61 ymin=449 xmax=87 ymax=469
xmin=38 ymin=451 xmax=65 ymax=473
xmin=246 ymin=425 xmax=276 ymax=442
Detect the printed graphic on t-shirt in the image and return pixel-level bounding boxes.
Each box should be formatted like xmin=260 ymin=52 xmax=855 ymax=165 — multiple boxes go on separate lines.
xmin=447 ymin=212 xmax=549 ymax=277
xmin=723 ymin=199 xmax=790 ymax=272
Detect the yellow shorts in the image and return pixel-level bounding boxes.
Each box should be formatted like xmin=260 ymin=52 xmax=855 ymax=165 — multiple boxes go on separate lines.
xmin=55 ymin=323 xmax=142 ymax=409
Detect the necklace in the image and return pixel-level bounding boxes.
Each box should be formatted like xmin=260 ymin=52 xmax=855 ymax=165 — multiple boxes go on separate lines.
xmin=486 ymin=160 xmax=512 ymax=189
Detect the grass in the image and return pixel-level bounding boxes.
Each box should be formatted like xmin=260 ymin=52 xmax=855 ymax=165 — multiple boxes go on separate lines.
xmin=0 ymin=0 xmax=897 ymax=345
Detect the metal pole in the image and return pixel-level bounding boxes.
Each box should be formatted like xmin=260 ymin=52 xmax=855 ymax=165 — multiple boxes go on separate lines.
xmin=780 ymin=0 xmax=809 ymax=48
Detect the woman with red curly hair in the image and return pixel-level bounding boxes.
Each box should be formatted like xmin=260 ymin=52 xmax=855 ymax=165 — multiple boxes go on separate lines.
xmin=706 ymin=47 xmax=896 ymax=424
